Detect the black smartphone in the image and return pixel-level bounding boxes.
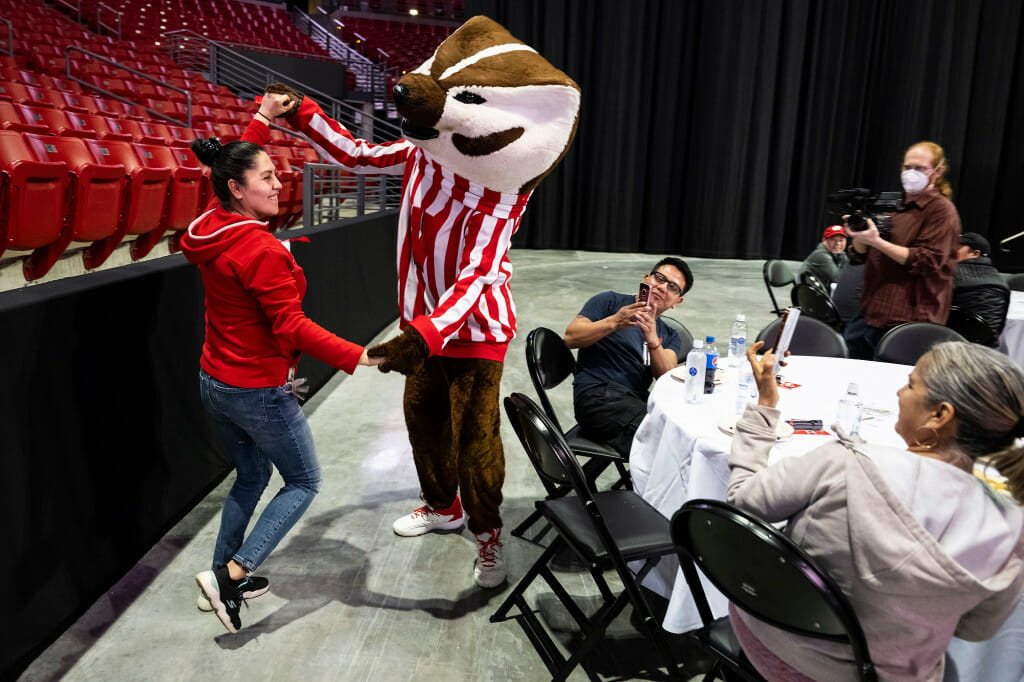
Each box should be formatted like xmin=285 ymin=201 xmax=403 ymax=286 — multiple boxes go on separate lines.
xmin=638 ymin=282 xmax=651 ymax=306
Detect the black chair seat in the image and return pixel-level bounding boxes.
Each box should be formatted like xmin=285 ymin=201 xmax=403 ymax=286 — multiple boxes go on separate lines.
xmin=564 ymin=424 xmax=626 ymax=460
xmin=542 ymin=490 xmax=673 ymax=565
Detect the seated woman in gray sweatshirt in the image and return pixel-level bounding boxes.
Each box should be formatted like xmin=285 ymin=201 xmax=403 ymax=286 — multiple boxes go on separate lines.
xmin=728 ymin=341 xmax=1024 ymax=681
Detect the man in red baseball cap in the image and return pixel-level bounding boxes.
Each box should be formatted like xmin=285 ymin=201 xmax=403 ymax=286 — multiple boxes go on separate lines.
xmin=798 ymin=224 xmax=849 ymax=289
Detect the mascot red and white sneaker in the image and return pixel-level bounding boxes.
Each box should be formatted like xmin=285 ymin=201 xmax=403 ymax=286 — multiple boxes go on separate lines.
xmin=256 ymin=16 xmax=580 ymax=589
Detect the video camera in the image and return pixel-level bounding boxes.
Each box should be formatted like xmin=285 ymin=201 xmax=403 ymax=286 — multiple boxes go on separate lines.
xmin=826 ymin=188 xmax=901 ymax=231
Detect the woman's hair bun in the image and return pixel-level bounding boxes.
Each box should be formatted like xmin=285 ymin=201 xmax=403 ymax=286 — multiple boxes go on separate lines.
xmin=191 ymin=137 xmax=224 ymax=166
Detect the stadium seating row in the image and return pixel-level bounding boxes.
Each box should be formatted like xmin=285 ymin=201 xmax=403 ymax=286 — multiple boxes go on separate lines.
xmin=0 ymin=128 xmax=312 ymax=280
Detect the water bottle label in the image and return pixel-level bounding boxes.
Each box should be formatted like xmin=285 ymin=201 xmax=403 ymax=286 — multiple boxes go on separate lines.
xmin=688 ymin=366 xmax=698 ymax=376
xmin=737 ymin=336 xmax=745 ymax=344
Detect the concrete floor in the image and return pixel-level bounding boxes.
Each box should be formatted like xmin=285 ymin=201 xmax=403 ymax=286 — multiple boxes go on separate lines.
xmin=19 ymin=250 xmax=783 ymax=682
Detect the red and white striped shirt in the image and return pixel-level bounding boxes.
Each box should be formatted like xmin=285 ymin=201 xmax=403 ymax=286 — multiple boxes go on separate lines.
xmin=288 ymin=98 xmax=530 ymax=361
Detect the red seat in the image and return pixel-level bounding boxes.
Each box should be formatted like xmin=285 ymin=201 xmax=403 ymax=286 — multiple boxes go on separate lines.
xmin=23 ymin=132 xmax=129 ymax=268
xmin=0 ymin=79 xmax=33 ymax=103
xmin=266 ymin=151 xmax=302 ymax=230
xmin=14 ymin=104 xmax=78 ymax=135
xmin=62 ymin=113 xmax=134 ymax=141
xmin=165 ymin=125 xmax=197 ymax=148
xmin=23 ymin=85 xmax=69 ymax=109
xmin=0 ymin=130 xmax=72 ymax=280
xmin=104 ymin=118 xmax=165 ymax=145
xmin=58 ymin=91 xmax=96 ymax=114
xmin=0 ymin=100 xmax=50 ymax=134
xmin=133 ymin=141 xmax=203 ymax=256
xmin=144 ymin=98 xmax=189 ymax=126
xmin=84 ymin=138 xmax=171 ymax=254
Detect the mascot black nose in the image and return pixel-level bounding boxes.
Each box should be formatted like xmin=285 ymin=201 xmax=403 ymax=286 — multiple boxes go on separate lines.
xmin=393 ymin=84 xmax=409 ymax=106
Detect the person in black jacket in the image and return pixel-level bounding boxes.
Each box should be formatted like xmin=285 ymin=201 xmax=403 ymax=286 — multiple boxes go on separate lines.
xmin=952 ymin=232 xmax=1010 ymax=344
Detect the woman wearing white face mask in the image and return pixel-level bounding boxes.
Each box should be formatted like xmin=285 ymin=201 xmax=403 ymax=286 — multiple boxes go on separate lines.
xmin=844 ymin=141 xmax=961 ymax=360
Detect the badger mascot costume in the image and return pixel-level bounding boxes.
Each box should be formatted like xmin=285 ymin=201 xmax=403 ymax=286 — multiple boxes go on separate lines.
xmin=258 ymin=16 xmax=580 ymax=587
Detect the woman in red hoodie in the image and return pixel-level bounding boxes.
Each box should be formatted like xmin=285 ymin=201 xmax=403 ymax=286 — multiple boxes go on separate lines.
xmin=181 ymin=135 xmax=378 ymax=634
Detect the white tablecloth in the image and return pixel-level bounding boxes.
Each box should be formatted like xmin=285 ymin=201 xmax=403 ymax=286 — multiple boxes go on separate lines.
xmin=630 ymin=354 xmax=1024 ymax=682
xmin=998 ymin=290 xmax=1024 ymax=369
xmin=630 ymin=355 xmax=909 ymax=634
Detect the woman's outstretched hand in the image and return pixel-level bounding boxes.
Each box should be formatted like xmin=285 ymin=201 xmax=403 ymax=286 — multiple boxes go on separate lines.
xmin=746 ymin=341 xmax=779 ymax=408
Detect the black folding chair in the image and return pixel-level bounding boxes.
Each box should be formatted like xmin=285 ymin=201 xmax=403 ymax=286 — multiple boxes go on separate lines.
xmin=660 ymin=314 xmax=694 ymax=358
xmin=493 ymin=393 xmax=681 ymax=681
xmin=873 ymin=322 xmax=966 ymax=365
xmin=518 ymin=327 xmax=631 ymax=541
xmin=763 ymin=260 xmax=797 ymax=316
xmin=671 ymin=499 xmax=878 ymax=682
xmin=791 ymin=282 xmax=844 ymax=331
xmin=754 ymin=313 xmax=848 ymax=358
xmin=799 ymin=271 xmax=831 ymax=298
xmin=945 ymin=305 xmax=997 ymax=347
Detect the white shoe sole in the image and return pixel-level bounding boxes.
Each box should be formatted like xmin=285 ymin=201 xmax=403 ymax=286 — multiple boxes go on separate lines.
xmin=194 ymin=570 xmax=238 ymax=633
xmin=392 ymin=517 xmax=464 ymax=537
xmin=197 ymin=584 xmax=270 ymax=611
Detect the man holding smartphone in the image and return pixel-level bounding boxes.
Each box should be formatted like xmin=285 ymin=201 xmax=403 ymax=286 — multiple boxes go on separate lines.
xmin=563 ymin=257 xmax=693 ymax=457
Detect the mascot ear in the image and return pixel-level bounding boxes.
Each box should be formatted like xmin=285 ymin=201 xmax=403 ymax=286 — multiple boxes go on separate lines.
xmin=264 ymin=83 xmax=304 ymax=118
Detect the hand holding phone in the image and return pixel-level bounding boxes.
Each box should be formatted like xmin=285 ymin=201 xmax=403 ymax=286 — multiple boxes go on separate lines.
xmin=772 ymin=307 xmax=801 ymax=366
xmin=638 ymin=282 xmax=651 ymax=307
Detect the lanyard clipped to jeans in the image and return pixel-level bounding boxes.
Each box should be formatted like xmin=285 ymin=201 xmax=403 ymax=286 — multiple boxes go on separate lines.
xmin=283 ymin=367 xmax=309 ymax=401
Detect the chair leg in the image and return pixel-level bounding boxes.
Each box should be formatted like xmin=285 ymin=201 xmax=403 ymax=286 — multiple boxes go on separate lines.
xmin=511 ymin=508 xmax=545 ymax=538
xmin=491 ymin=541 xmax=562 ymax=622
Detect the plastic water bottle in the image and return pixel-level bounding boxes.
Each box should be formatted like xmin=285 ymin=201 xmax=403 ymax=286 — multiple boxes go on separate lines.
xmin=685 ymin=339 xmax=706 ymax=403
xmin=735 ymin=360 xmax=756 ymax=415
xmin=728 ymin=314 xmax=747 ymax=367
xmin=703 ymin=336 xmax=719 ymax=394
xmin=835 ymin=382 xmax=864 ymax=436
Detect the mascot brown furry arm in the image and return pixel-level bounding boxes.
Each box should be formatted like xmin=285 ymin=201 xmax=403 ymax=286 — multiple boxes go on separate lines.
xmin=260 ymin=15 xmax=580 ymax=589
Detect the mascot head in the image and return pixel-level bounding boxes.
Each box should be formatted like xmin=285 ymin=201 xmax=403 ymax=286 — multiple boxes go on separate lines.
xmin=392 ymin=15 xmax=580 ymax=195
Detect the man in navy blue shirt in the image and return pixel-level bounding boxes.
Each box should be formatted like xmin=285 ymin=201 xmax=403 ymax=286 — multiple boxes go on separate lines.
xmin=563 ymin=257 xmax=693 ymax=457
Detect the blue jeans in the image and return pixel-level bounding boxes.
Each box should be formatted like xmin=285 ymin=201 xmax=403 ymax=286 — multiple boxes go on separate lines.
xmin=843 ymin=312 xmax=891 ymax=361
xmin=200 ymin=370 xmax=322 ymax=572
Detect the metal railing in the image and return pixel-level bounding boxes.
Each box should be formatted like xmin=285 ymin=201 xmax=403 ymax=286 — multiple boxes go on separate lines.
xmin=292 ymin=6 xmax=388 ymax=98
xmin=52 ymin=0 xmax=82 ymax=23
xmin=65 ymin=46 xmax=196 ymax=127
xmin=0 ymin=17 xmax=12 ymax=57
xmin=302 ymin=164 xmax=402 ymax=228
xmin=162 ymin=30 xmax=403 ymax=142
xmin=95 ymin=2 xmax=122 ymax=40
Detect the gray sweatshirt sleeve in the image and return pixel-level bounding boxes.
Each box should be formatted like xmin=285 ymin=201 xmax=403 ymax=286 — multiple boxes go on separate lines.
xmin=727 ymin=404 xmax=844 ymax=522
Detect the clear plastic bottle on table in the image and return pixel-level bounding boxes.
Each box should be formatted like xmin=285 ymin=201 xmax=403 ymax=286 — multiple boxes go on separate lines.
xmin=835 ymin=382 xmax=864 ymax=436
xmin=728 ymin=314 xmax=747 ymax=367
xmin=735 ymin=359 xmax=757 ymax=416
xmin=685 ymin=339 xmax=706 ymax=404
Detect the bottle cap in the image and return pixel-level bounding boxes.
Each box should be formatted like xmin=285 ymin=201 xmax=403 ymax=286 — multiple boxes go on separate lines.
xmin=847 ymin=382 xmax=859 ymax=393
xmin=706 ymin=336 xmax=715 ymax=343
xmin=693 ymin=339 xmax=704 ymax=349
xmin=736 ymin=314 xmax=745 ymax=321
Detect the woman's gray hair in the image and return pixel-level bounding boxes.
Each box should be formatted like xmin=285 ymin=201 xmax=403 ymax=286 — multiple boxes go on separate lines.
xmin=919 ymin=341 xmax=1024 ymax=503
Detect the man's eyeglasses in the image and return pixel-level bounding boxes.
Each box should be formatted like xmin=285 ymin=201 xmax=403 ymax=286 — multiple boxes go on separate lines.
xmin=648 ymin=270 xmax=683 ymax=297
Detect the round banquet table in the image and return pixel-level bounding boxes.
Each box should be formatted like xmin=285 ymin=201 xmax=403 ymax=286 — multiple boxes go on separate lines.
xmin=629 ymin=354 xmax=1024 ymax=682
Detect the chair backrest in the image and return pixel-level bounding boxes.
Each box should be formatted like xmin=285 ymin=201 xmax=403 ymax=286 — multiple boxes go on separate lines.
xmin=799 ymin=271 xmax=830 ymax=297
xmin=525 ymin=327 xmax=577 ymax=432
xmin=1007 ymin=273 xmax=1024 ymax=292
xmin=660 ymin=314 xmax=694 ymax=358
xmin=672 ymin=499 xmax=877 ymax=681
xmin=755 ymin=313 xmax=848 ymax=358
xmin=792 ymin=283 xmax=843 ymax=330
xmin=945 ymin=306 xmax=997 ymax=347
xmin=764 ymin=259 xmax=797 ymax=315
xmin=874 ymin=322 xmax=966 ymax=365
xmin=503 ymin=393 xmax=574 ymax=492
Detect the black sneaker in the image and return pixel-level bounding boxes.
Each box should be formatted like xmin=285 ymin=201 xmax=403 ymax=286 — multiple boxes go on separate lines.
xmin=197 ymin=574 xmax=269 ymax=612
xmin=195 ymin=566 xmax=244 ymax=633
